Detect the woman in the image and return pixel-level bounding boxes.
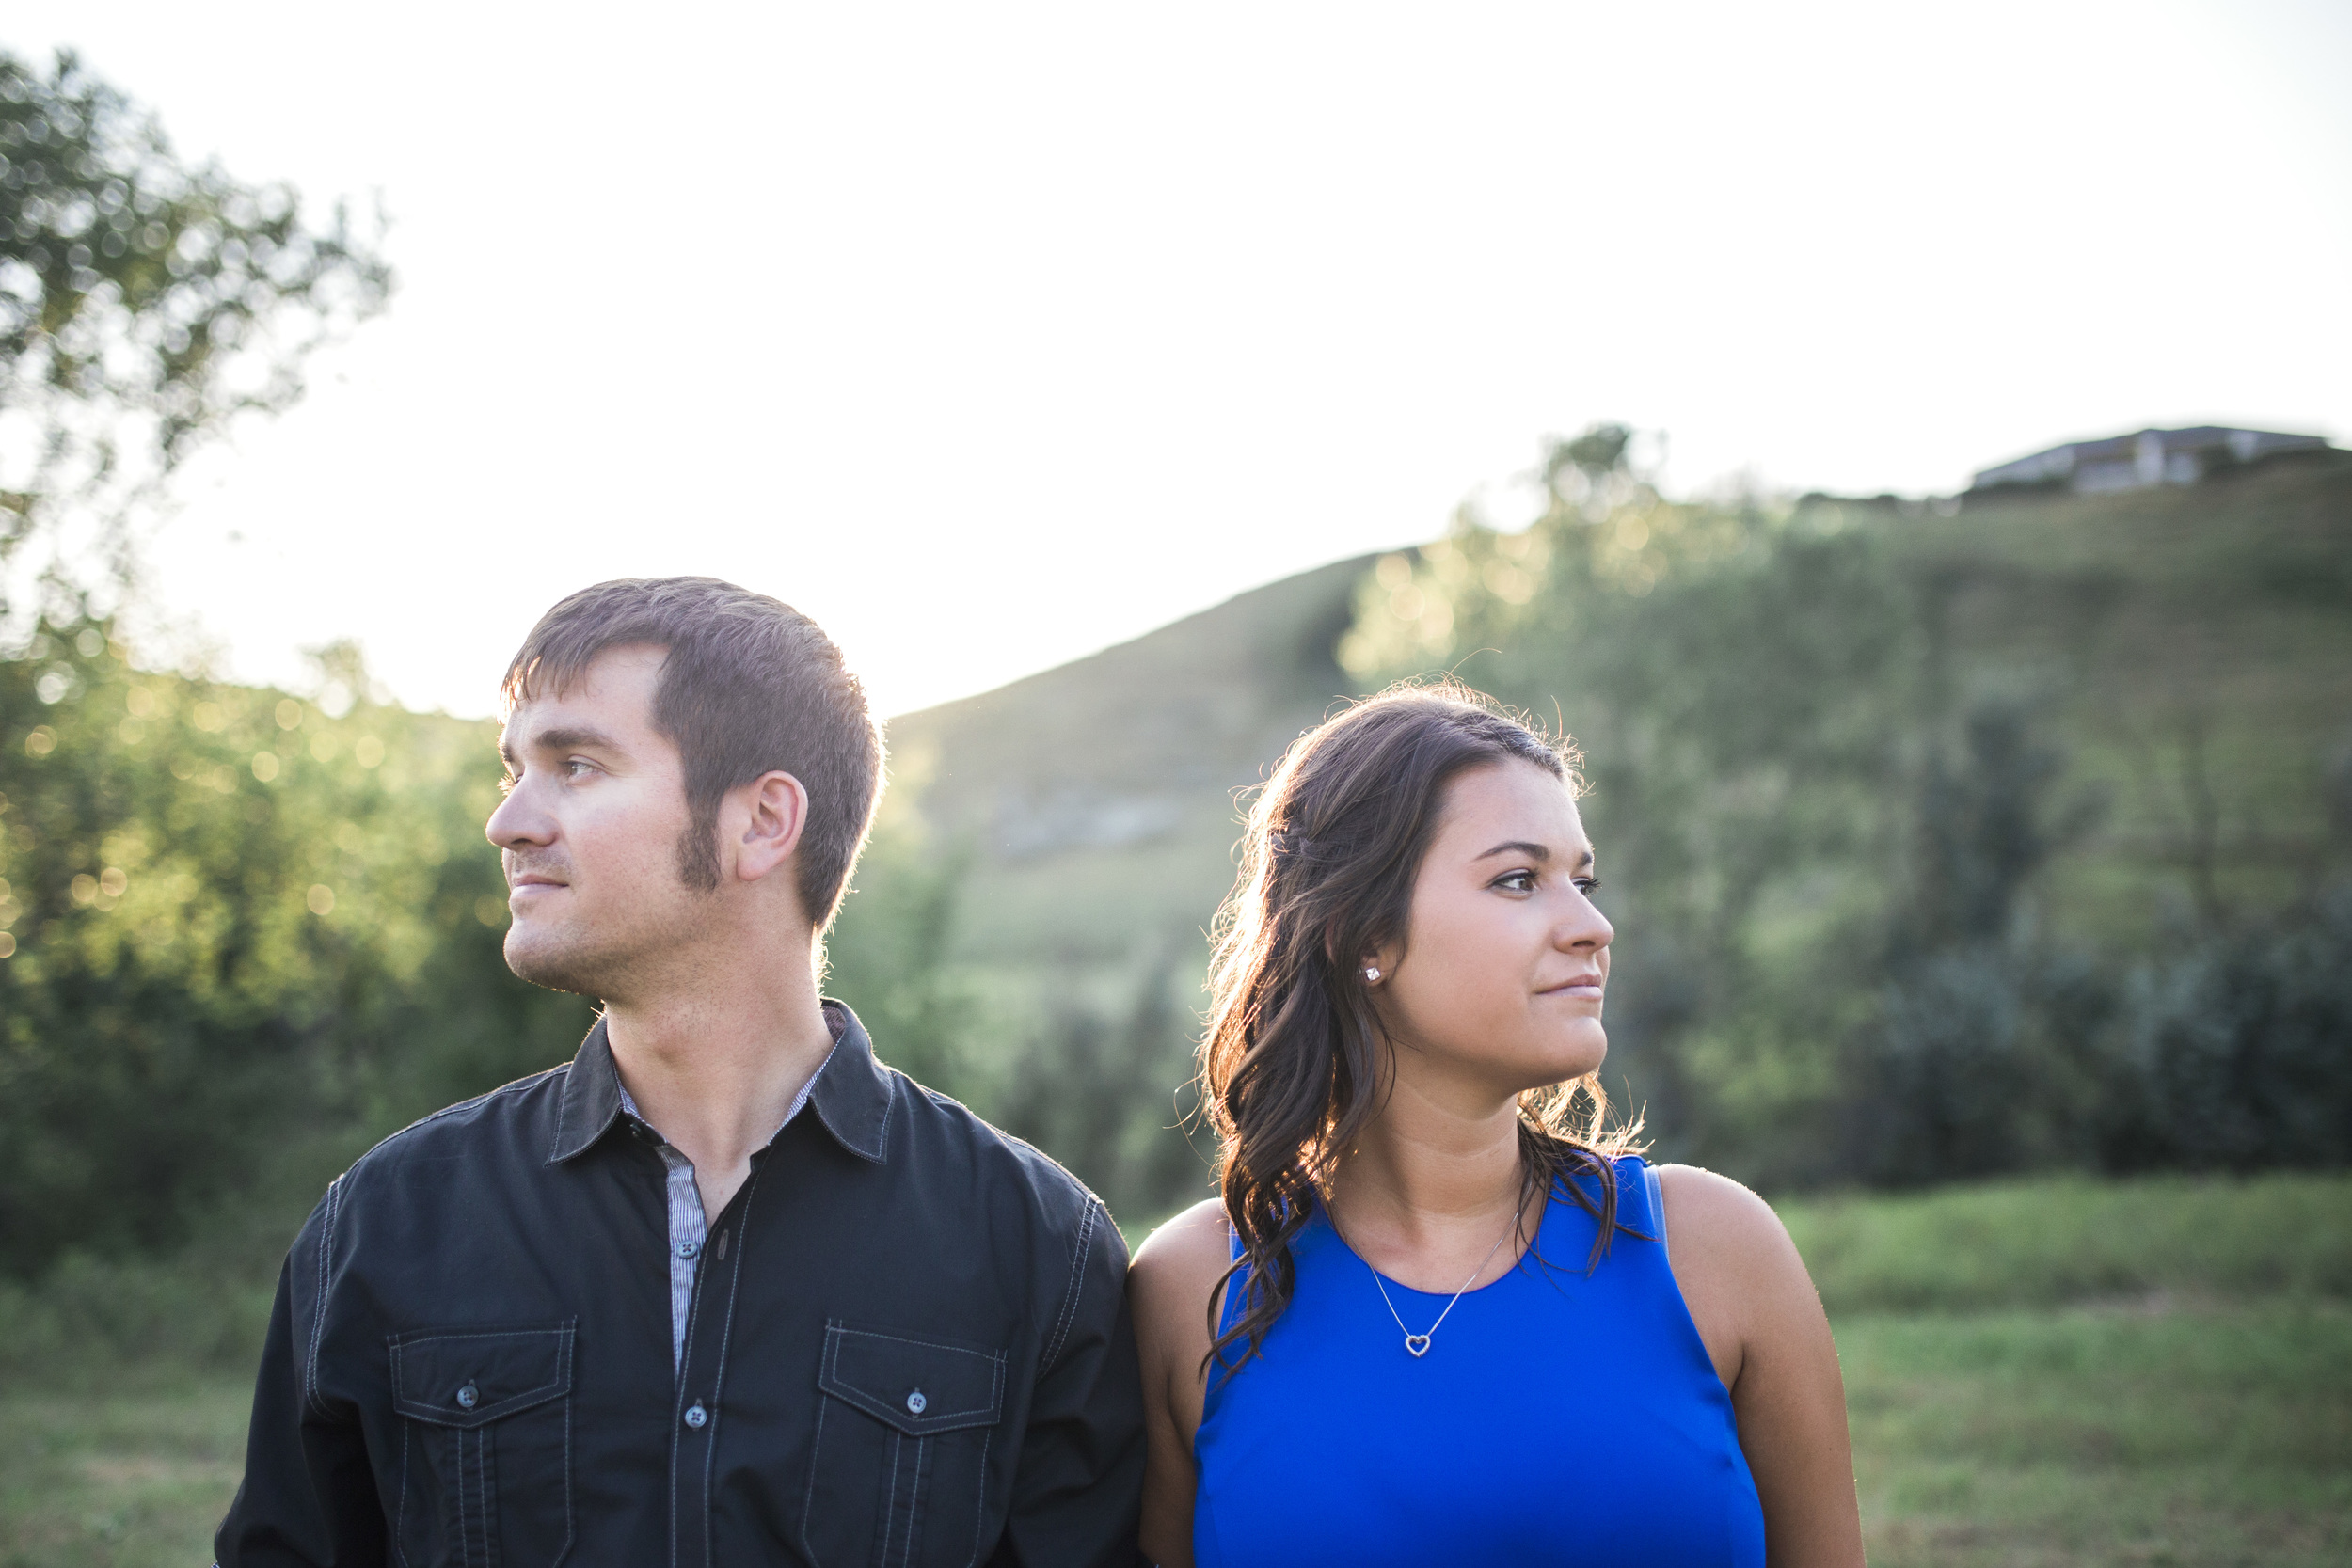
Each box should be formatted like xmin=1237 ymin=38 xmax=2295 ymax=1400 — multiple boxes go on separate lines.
xmin=1130 ymin=682 xmax=1864 ymax=1566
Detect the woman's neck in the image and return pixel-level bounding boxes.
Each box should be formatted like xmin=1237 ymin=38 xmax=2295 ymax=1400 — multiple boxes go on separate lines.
xmin=1326 ymin=1067 xmax=1526 ymax=1253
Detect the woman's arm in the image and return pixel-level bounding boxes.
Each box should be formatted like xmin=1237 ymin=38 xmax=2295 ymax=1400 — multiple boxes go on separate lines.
xmin=1657 ymin=1164 xmax=1866 ymax=1568
xmin=1125 ymin=1198 xmax=1234 ymax=1568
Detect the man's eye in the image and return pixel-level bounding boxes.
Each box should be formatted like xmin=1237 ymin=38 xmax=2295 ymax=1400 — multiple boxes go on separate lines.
xmin=497 ymin=773 xmax=517 ymax=796
xmin=564 ymin=758 xmax=597 ymax=779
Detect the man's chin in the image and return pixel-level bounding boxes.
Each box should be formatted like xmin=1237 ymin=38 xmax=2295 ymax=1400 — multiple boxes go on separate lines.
xmin=502 ymin=927 xmax=612 ymax=999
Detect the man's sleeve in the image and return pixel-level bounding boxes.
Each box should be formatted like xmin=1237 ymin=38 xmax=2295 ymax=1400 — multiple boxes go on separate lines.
xmin=992 ymin=1197 xmax=1148 ymax=1568
xmin=215 ymin=1192 xmax=387 ymax=1567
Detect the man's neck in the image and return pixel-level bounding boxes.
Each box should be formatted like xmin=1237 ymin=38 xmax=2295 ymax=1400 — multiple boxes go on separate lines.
xmin=602 ymin=940 xmax=836 ymax=1219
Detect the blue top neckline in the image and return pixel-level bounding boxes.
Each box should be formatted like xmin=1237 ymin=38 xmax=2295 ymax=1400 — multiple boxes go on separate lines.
xmin=1311 ymin=1183 xmax=1558 ymax=1304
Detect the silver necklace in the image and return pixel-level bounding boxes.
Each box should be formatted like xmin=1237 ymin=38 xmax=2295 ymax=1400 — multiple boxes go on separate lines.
xmin=1351 ymin=1212 xmax=1518 ymax=1358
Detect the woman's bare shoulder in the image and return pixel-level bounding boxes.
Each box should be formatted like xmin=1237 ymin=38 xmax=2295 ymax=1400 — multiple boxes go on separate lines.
xmin=1652 ymin=1163 xmax=1788 ymax=1251
xmin=1130 ymin=1197 xmax=1236 ymax=1429
xmin=1651 ymin=1163 xmax=1819 ymax=1315
xmin=1129 ymin=1197 xmax=1234 ymax=1307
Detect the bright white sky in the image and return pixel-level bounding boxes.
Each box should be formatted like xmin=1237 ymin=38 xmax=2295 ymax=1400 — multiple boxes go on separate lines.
xmin=9 ymin=1 xmax=2350 ymax=719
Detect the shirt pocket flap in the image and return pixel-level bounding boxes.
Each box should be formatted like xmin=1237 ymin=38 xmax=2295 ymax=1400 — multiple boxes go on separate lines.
xmin=818 ymin=1322 xmax=1006 ymax=1437
xmin=389 ymin=1322 xmax=576 ymax=1429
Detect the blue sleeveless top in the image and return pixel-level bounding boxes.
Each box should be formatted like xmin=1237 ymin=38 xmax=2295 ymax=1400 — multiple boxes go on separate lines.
xmin=1193 ymin=1157 xmax=1763 ymax=1566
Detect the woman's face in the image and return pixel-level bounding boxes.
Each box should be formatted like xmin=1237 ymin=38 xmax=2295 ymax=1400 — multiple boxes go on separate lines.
xmin=1370 ymin=758 xmax=1613 ymax=1099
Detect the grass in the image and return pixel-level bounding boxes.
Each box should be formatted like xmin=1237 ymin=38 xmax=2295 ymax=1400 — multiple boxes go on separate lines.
xmin=1797 ymin=1172 xmax=2352 ymax=1565
xmin=1844 ymin=1302 xmax=2352 ymax=1566
xmin=5 ymin=1173 xmax=2348 ymax=1565
xmin=0 ymin=1375 xmax=246 ymax=1568
xmin=1781 ymin=1172 xmax=2352 ymax=1314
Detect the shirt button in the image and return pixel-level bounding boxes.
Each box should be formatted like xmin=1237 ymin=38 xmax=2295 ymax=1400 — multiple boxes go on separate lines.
xmin=684 ymin=1401 xmax=708 ymax=1430
xmin=676 ymin=1239 xmax=700 ymax=1259
xmin=905 ymin=1389 xmax=928 ymax=1416
xmin=455 ymin=1382 xmax=479 ymax=1410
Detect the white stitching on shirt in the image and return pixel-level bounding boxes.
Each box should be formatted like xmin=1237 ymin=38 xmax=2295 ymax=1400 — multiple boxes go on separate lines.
xmin=699 ymin=1163 xmax=761 ymax=1568
xmin=304 ymin=1176 xmax=341 ymax=1420
xmin=961 ymin=1423 xmax=993 ymax=1568
xmin=1041 ymin=1201 xmax=1097 ymax=1371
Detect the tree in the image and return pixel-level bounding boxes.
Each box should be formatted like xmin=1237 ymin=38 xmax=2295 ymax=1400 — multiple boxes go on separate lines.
xmin=0 ymin=615 xmax=591 ymax=1275
xmin=0 ymin=49 xmax=389 ymax=614
xmin=1341 ymin=439 xmax=2352 ymax=1189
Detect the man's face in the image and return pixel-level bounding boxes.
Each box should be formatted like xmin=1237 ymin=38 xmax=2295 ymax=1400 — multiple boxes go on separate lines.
xmin=486 ymin=643 xmax=711 ymax=1000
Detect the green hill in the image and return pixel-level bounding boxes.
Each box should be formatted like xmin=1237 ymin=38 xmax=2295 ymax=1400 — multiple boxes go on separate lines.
xmin=882 ymin=553 xmax=1372 ymax=972
xmin=873 ymin=450 xmax=2350 ymax=983
xmin=1880 ymin=453 xmax=2352 ymax=942
xmin=834 ymin=446 xmax=2352 ymax=1214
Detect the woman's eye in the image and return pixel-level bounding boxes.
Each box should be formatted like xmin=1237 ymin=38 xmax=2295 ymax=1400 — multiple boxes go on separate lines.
xmin=1495 ymin=870 xmax=1537 ymax=894
xmin=1575 ymin=876 xmax=1603 ymax=897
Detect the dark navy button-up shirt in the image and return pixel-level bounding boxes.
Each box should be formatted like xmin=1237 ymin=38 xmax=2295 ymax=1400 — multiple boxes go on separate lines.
xmin=215 ymin=1003 xmax=1146 ymax=1567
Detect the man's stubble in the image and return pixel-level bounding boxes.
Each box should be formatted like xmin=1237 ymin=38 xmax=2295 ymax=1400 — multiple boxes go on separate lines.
xmin=502 ymin=822 xmax=719 ymax=1002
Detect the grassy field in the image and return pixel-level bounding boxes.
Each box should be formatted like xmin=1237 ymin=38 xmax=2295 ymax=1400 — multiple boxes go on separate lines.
xmin=4 ymin=1174 xmax=2347 ymax=1566
xmin=3 ymin=1376 xmax=247 ymax=1568
xmin=1844 ymin=1302 xmax=2350 ymax=1566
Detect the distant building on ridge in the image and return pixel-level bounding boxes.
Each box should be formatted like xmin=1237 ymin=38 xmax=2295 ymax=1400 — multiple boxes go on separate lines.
xmin=1970 ymin=426 xmax=2330 ymax=495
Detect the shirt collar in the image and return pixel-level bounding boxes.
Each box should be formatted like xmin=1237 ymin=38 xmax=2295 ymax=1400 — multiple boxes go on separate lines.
xmin=548 ymin=1001 xmax=893 ymax=1166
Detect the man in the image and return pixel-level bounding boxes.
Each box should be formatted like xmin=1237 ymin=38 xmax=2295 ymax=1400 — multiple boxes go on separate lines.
xmin=216 ymin=578 xmax=1145 ymax=1566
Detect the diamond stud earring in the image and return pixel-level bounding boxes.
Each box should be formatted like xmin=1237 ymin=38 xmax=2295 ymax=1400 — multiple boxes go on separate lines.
xmin=1364 ymin=966 xmax=1381 ymax=983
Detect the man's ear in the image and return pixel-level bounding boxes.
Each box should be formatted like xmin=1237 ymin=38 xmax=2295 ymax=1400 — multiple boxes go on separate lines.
xmin=731 ymin=770 xmax=810 ymax=886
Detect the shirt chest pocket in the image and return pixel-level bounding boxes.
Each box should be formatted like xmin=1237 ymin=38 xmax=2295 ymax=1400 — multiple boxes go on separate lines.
xmin=389 ymin=1322 xmax=576 ymax=1568
xmin=802 ymin=1322 xmax=1008 ymax=1568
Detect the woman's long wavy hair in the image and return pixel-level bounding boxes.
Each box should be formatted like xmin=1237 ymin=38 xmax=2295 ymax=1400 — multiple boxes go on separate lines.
xmin=1200 ymin=680 xmax=1645 ymax=1370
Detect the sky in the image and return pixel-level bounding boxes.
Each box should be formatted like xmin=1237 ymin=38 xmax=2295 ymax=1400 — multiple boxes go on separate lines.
xmin=9 ymin=0 xmax=2350 ymax=719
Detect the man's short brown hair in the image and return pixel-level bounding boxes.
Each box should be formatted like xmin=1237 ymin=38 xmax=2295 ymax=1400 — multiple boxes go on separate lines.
xmin=501 ymin=578 xmax=885 ymax=930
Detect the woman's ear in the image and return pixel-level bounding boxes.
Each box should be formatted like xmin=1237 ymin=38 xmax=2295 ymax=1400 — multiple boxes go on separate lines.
xmin=1357 ymin=937 xmax=1402 ymax=987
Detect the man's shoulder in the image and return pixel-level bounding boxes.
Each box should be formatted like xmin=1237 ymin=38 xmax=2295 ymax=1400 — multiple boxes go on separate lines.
xmin=342 ymin=1063 xmax=573 ymax=1187
xmin=886 ymin=1069 xmax=1115 ymax=1238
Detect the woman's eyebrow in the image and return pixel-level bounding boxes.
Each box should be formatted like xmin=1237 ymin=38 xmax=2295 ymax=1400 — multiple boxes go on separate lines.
xmin=1472 ymin=841 xmax=1596 ymax=869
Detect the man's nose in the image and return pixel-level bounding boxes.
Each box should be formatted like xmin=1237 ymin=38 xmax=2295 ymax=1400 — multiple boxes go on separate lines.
xmin=485 ymin=780 xmax=553 ymax=851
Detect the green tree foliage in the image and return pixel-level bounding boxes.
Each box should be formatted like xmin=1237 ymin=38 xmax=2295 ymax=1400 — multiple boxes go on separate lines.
xmin=0 ymin=618 xmax=589 ymax=1276
xmin=0 ymin=49 xmax=389 ymax=604
xmin=828 ymin=828 xmax=1215 ymax=1220
xmin=1343 ymin=431 xmax=2352 ymax=1186
xmin=0 ymin=610 xmax=1211 ymax=1278
xmin=821 ymin=800 xmax=975 ymax=1099
xmin=2099 ymin=891 xmax=2352 ymax=1171
xmin=988 ymin=957 xmax=1215 ymax=1218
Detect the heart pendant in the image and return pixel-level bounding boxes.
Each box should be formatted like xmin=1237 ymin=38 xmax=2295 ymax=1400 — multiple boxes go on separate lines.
xmin=1405 ymin=1334 xmax=1431 ymax=1357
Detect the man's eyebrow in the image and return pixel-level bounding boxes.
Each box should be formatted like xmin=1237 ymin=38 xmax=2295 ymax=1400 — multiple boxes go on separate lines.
xmin=509 ymin=724 xmax=628 ymax=761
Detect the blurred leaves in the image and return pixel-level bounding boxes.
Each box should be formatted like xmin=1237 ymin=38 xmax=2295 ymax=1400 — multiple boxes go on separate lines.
xmin=827 ymin=823 xmax=1216 ymax=1220
xmin=0 ymin=48 xmax=390 ymax=611
xmin=1347 ymin=436 xmax=2352 ymax=1188
xmin=0 ymin=616 xmax=588 ymax=1275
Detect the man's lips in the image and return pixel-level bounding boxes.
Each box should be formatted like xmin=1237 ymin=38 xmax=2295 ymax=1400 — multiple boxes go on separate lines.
xmin=509 ymin=872 xmax=568 ymax=893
